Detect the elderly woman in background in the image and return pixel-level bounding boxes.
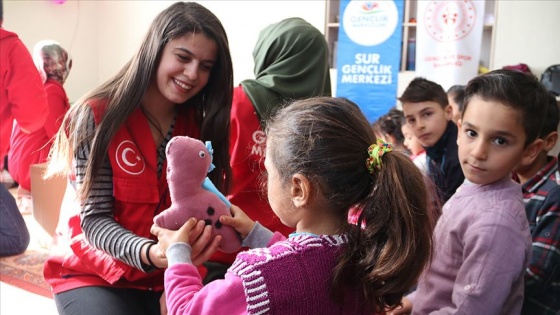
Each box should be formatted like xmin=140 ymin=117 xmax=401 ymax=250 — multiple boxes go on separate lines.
xmin=8 ymin=39 xmax=72 ymax=213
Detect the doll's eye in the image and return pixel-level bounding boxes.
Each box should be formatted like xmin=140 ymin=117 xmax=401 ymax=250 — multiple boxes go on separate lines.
xmin=199 ymin=150 xmax=205 ymax=158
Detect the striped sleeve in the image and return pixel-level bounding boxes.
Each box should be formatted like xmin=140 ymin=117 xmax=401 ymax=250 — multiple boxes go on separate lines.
xmin=76 ymin=107 xmax=152 ymax=271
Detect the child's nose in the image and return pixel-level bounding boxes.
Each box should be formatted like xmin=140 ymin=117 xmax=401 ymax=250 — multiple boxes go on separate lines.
xmin=470 ymin=140 xmax=488 ymax=160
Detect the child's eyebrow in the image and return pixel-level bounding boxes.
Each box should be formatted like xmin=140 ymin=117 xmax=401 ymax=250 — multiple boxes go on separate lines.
xmin=462 ymin=121 xmax=477 ymax=129
xmin=463 ymin=121 xmax=517 ymax=139
xmin=419 ymin=107 xmax=433 ymax=114
xmin=405 ymin=107 xmax=433 ymax=119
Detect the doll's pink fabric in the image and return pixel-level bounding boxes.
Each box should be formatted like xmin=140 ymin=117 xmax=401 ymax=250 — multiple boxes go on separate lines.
xmin=153 ymin=136 xmax=241 ymax=253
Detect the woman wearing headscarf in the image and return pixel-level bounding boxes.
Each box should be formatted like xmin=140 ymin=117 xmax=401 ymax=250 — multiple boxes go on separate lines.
xmin=8 ymin=39 xmax=72 ymax=213
xmin=203 ymin=17 xmax=332 ymax=282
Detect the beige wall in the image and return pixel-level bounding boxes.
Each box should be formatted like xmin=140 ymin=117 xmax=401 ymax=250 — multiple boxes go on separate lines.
xmin=493 ymin=1 xmax=560 ymax=79
xmin=4 ymin=1 xmax=559 ymax=112
xmin=3 ymin=0 xmax=99 ymax=103
xmin=3 ymin=0 xmax=325 ymax=102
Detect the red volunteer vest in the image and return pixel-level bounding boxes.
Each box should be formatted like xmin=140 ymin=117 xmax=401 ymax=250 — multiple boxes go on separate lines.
xmin=212 ymin=86 xmax=293 ymax=265
xmin=44 ymin=100 xmax=199 ymax=294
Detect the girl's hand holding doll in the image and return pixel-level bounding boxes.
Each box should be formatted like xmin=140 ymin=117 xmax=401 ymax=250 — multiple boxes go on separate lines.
xmin=151 ymin=204 xmax=256 ymax=266
xmin=219 ymin=204 xmax=256 ymax=239
xmin=151 ymin=218 xmax=222 ymax=266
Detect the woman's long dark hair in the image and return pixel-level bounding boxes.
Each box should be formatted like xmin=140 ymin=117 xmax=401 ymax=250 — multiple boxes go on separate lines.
xmin=47 ymin=2 xmax=233 ymax=199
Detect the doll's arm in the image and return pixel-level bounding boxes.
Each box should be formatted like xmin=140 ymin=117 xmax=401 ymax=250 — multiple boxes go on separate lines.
xmin=202 ymin=177 xmax=231 ymax=208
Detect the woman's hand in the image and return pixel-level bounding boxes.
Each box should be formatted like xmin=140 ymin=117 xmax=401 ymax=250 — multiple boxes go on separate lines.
xmin=147 ymin=242 xmax=168 ymax=269
xmin=151 ymin=218 xmax=222 ymax=266
xmin=219 ymin=204 xmax=255 ymax=239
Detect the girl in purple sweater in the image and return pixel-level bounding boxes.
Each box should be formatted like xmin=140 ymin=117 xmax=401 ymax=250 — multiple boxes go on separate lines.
xmin=152 ymin=97 xmax=436 ymax=314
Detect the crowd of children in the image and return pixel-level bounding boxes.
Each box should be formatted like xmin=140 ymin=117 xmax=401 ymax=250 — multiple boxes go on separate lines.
xmin=1 ymin=1 xmax=559 ymax=314
xmin=385 ymin=71 xmax=559 ymax=315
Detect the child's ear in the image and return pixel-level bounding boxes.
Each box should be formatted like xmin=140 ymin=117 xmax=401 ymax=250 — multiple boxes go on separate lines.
xmin=542 ymin=131 xmax=559 ymax=152
xmin=520 ymin=138 xmax=545 ymax=166
xmin=290 ymin=174 xmax=310 ymax=208
xmin=456 ymin=119 xmax=462 ymax=145
xmin=444 ymin=104 xmax=453 ymax=120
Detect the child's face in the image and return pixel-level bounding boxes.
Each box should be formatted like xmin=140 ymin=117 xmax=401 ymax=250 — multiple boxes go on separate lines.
xmin=401 ymin=124 xmax=424 ymax=156
xmin=264 ymin=143 xmax=294 ymax=227
xmin=457 ymin=96 xmax=527 ymax=185
xmin=447 ymin=94 xmax=462 ymax=125
xmin=403 ymin=101 xmax=452 ymax=147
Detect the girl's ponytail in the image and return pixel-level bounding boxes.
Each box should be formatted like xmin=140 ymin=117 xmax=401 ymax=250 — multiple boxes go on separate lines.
xmin=333 ymin=140 xmax=435 ymax=313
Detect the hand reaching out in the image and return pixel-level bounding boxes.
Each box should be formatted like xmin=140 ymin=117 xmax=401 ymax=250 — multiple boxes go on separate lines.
xmin=151 ymin=218 xmax=222 ymax=266
xmin=219 ymin=204 xmax=255 ymax=239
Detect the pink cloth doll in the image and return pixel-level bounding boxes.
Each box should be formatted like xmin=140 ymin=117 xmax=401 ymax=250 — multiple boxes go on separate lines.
xmin=153 ymin=135 xmax=241 ymax=253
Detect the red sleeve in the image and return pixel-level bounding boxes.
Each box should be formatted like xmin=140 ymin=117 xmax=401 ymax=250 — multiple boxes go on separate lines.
xmin=5 ymin=37 xmax=49 ymax=133
xmin=43 ymin=81 xmax=69 ymax=138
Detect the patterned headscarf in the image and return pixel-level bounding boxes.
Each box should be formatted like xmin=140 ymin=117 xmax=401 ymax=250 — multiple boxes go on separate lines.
xmin=32 ymin=39 xmax=72 ymax=84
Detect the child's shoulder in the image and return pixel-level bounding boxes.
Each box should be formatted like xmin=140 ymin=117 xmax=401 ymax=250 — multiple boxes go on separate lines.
xmin=444 ymin=179 xmax=526 ymax=226
xmin=453 ymin=177 xmax=520 ymax=198
xmin=230 ymin=234 xmax=347 ymax=276
xmin=541 ymin=184 xmax=560 ymax=205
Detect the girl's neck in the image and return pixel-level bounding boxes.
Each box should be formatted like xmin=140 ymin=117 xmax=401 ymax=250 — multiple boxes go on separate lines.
xmin=295 ymin=210 xmax=343 ymax=236
xmin=142 ymin=83 xmax=176 ymax=146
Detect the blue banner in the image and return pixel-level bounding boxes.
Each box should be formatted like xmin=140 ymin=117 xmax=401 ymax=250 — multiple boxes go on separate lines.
xmin=336 ymin=0 xmax=404 ymax=122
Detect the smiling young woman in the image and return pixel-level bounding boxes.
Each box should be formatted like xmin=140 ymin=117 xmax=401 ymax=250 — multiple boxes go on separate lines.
xmin=42 ymin=3 xmax=234 ymax=314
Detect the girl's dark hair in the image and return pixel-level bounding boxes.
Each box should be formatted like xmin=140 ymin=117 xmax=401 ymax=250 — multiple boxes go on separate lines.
xmin=463 ymin=69 xmax=550 ymax=146
xmin=447 ymin=85 xmax=466 ymax=112
xmin=48 ymin=2 xmax=233 ymax=198
xmin=371 ymin=107 xmax=406 ymax=146
xmin=265 ymin=97 xmax=434 ymax=313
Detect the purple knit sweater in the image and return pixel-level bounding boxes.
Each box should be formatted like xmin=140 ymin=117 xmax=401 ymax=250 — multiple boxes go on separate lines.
xmin=229 ymin=234 xmax=367 ymax=315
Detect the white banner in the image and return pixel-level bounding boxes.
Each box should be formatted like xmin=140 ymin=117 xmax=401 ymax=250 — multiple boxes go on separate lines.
xmin=415 ymin=0 xmax=485 ymax=90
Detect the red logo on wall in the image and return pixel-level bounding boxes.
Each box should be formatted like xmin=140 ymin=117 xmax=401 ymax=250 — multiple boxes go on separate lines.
xmin=116 ymin=140 xmax=145 ymax=175
xmin=424 ymin=0 xmax=476 ymax=42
